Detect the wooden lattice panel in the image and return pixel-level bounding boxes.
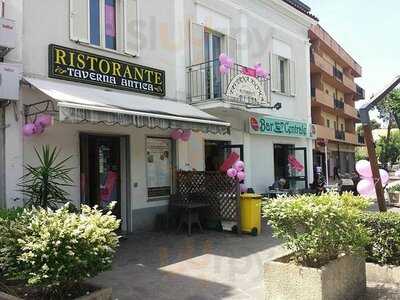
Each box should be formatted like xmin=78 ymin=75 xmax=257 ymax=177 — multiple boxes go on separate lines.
xmin=176 ymin=171 xmax=240 ymax=224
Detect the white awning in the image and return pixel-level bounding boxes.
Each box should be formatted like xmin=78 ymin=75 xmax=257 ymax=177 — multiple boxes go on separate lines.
xmin=23 ymin=77 xmax=230 ymax=134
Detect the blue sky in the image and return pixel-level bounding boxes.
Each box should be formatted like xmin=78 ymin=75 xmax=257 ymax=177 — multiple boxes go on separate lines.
xmin=304 ymin=0 xmax=400 ymax=119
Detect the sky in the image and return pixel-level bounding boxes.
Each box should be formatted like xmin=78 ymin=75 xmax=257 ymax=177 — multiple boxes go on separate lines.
xmin=304 ymin=0 xmax=400 ymax=121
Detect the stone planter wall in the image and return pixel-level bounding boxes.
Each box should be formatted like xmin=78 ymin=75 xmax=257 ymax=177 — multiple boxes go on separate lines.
xmin=0 ymin=287 xmax=112 ymax=300
xmin=366 ymin=262 xmax=400 ymax=285
xmin=388 ymin=192 xmax=400 ymax=206
xmin=264 ymin=254 xmax=366 ymax=300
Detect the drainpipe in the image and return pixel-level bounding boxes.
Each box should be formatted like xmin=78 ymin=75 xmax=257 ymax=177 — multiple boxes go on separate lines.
xmin=358 ymin=76 xmax=400 ymax=212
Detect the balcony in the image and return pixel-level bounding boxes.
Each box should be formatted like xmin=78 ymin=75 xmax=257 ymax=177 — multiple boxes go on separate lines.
xmin=0 ymin=17 xmax=17 ymax=57
xmin=356 ymin=84 xmax=365 ymax=100
xmin=343 ymin=103 xmax=359 ymax=119
xmin=335 ymin=130 xmax=346 ymax=141
xmin=187 ymin=60 xmax=271 ymax=108
xmin=311 ymin=51 xmax=333 ymax=76
xmin=309 ymin=25 xmax=362 ymax=77
xmin=311 ymin=88 xmax=334 ymax=109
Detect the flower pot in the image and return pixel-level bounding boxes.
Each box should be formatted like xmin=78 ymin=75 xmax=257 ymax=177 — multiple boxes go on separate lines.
xmin=0 ymin=286 xmax=112 ymax=300
xmin=388 ymin=192 xmax=400 ymax=206
xmin=264 ymin=254 xmax=366 ymax=300
xmin=366 ymin=262 xmax=400 ymax=285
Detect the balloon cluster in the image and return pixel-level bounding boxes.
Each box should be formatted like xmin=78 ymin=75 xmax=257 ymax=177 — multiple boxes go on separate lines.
xmin=356 ymin=160 xmax=389 ymax=198
xmin=253 ymin=63 xmax=269 ymax=80
xmin=23 ymin=114 xmax=53 ymax=137
xmin=226 ymin=160 xmax=247 ymax=193
xmin=219 ymin=53 xmax=234 ymax=75
xmin=170 ymin=129 xmax=191 ymax=142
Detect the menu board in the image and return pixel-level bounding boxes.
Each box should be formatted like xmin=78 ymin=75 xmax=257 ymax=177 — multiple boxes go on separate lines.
xmin=146 ymin=138 xmax=172 ymax=198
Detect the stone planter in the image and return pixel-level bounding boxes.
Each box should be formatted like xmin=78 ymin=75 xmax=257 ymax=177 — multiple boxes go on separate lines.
xmin=388 ymin=192 xmax=400 ymax=206
xmin=0 ymin=286 xmax=112 ymax=300
xmin=264 ymin=254 xmax=366 ymax=300
xmin=366 ymin=262 xmax=400 ymax=285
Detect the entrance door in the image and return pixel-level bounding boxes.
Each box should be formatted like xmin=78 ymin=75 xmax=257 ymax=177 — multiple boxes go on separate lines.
xmin=274 ymin=145 xmax=308 ymax=190
xmin=80 ymin=135 xmax=121 ymax=219
xmin=205 ymin=140 xmax=244 ymax=171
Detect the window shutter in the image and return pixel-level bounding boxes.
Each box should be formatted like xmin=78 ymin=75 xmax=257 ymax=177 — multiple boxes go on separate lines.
xmin=190 ymin=22 xmax=204 ymax=65
xmin=271 ymin=54 xmax=280 ymax=92
xmin=70 ymin=0 xmax=89 ymax=43
xmin=124 ymin=0 xmax=139 ymax=56
xmin=227 ymin=37 xmax=238 ymax=64
xmin=289 ymin=59 xmax=296 ymax=96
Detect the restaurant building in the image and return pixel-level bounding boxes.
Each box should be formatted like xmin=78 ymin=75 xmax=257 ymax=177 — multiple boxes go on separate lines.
xmin=0 ymin=0 xmax=316 ymax=232
xmin=309 ymin=24 xmax=365 ymax=181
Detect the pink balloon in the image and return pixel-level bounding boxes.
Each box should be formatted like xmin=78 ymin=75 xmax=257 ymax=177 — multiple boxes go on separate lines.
xmin=36 ymin=114 xmax=53 ymax=127
xmin=227 ymin=168 xmax=237 ymax=178
xmin=240 ymin=184 xmax=247 ymax=193
xmin=219 ymin=64 xmax=229 ymax=74
xmin=180 ymin=130 xmax=192 ymax=142
xmin=34 ymin=122 xmax=45 ymax=135
xmin=233 ymin=160 xmax=245 ymax=172
xmin=356 ymin=160 xmax=373 ymax=178
xmin=219 ymin=53 xmax=228 ymax=65
xmin=237 ymin=171 xmax=246 ymax=181
xmin=357 ymin=178 xmax=375 ymax=197
xmin=23 ymin=123 xmax=37 ymax=137
xmin=225 ymin=57 xmax=234 ymax=68
xmin=171 ymin=129 xmax=183 ymax=140
xmin=380 ymin=169 xmax=390 ymax=185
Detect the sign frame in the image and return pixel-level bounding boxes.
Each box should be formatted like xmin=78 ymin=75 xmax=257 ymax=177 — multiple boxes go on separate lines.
xmin=48 ymin=44 xmax=166 ymax=97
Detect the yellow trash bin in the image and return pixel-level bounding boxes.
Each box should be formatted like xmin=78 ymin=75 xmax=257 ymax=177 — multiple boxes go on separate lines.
xmin=240 ymin=193 xmax=262 ymax=236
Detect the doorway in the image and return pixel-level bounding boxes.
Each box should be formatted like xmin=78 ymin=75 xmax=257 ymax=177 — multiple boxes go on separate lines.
xmin=205 ymin=140 xmax=244 ymax=171
xmin=204 ymin=30 xmax=223 ymax=99
xmin=274 ymin=144 xmax=308 ymax=189
xmin=80 ymin=134 xmax=129 ymax=224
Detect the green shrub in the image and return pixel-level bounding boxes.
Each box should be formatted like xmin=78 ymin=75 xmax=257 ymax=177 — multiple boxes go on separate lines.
xmin=387 ymin=184 xmax=400 ymax=193
xmin=263 ymin=192 xmax=370 ymax=268
xmin=361 ymin=212 xmax=400 ymax=266
xmin=0 ymin=204 xmax=120 ymax=293
xmin=0 ymin=207 xmax=23 ymax=221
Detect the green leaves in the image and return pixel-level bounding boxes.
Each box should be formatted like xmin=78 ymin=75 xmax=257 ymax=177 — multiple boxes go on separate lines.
xmin=262 ymin=193 xmax=371 ymax=268
xmin=19 ymin=145 xmax=74 ymax=210
xmin=0 ymin=205 xmax=120 ymax=292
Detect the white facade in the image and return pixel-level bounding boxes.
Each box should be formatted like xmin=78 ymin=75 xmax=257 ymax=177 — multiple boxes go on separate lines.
xmin=1 ymin=0 xmax=315 ymax=231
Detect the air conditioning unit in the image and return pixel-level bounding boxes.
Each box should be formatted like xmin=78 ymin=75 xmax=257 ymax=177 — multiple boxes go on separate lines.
xmin=0 ymin=63 xmax=22 ymax=101
xmin=0 ymin=17 xmax=17 ymax=57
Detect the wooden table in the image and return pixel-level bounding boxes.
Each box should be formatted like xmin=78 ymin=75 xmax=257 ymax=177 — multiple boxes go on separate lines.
xmin=170 ymin=201 xmax=210 ymax=236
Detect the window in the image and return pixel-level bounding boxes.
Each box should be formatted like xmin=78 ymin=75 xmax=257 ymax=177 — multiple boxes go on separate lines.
xmin=272 ymin=54 xmax=295 ymax=96
xmin=341 ymin=124 xmax=344 ymax=131
xmin=146 ymin=137 xmax=173 ymax=199
xmin=327 ymin=119 xmax=330 ymax=128
xmin=204 ymin=30 xmax=222 ymax=99
xmin=334 ymin=121 xmax=337 ymax=130
xmin=70 ymin=0 xmax=139 ymax=55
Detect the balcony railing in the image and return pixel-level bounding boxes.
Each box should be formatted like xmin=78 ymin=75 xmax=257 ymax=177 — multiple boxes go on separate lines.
xmin=334 ymin=98 xmax=344 ymax=110
xmin=356 ymin=84 xmax=365 ymax=100
xmin=333 ymin=66 xmax=343 ymax=81
xmin=335 ymin=130 xmax=346 ymax=140
xmin=187 ymin=59 xmax=271 ymax=106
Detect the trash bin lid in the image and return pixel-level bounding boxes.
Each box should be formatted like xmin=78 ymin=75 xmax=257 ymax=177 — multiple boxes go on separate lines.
xmin=241 ymin=193 xmax=262 ymax=198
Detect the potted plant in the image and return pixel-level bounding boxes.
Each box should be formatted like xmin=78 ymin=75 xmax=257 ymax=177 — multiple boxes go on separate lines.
xmin=263 ymin=193 xmax=370 ymax=300
xmin=0 ymin=204 xmax=120 ymax=299
xmin=362 ymin=212 xmax=400 ymax=285
xmin=387 ymin=184 xmax=400 ymax=206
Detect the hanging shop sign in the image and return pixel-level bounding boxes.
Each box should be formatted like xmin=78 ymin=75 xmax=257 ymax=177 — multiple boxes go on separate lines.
xmin=48 ymin=44 xmax=165 ymax=97
xmin=249 ymin=116 xmax=314 ymax=139
xmin=226 ymin=74 xmax=269 ymax=104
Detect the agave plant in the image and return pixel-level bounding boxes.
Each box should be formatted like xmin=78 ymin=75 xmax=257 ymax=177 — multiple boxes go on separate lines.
xmin=19 ymin=145 xmax=73 ymax=210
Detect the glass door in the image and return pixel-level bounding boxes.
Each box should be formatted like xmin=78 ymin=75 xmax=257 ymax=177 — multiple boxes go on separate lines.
xmin=204 ymin=31 xmax=222 ymax=99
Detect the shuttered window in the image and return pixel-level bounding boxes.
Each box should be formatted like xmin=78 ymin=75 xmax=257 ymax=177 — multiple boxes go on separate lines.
xmin=70 ymin=0 xmax=139 ymax=55
xmin=271 ymin=53 xmax=296 ymax=96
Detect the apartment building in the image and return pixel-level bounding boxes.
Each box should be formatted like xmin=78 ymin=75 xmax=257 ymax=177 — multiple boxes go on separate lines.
xmin=0 ymin=0 xmax=316 ymax=231
xmin=309 ymin=24 xmax=365 ymax=180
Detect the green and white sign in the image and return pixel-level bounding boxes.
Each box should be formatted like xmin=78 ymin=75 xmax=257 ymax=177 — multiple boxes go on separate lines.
xmin=249 ymin=116 xmax=314 ymax=138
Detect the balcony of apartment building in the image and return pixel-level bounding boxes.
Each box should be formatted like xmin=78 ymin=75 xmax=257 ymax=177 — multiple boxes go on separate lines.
xmin=309 ymin=25 xmax=362 ymax=78
xmin=310 ymin=50 xmax=357 ymax=94
xmin=311 ymin=86 xmax=359 ymax=121
xmin=186 ymin=59 xmax=271 ymax=110
xmin=356 ymin=84 xmax=365 ymax=100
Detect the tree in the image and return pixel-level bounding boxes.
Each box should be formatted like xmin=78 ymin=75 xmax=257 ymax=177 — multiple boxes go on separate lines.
xmin=376 ymin=130 xmax=400 ymax=167
xmin=376 ymin=89 xmax=400 ymax=168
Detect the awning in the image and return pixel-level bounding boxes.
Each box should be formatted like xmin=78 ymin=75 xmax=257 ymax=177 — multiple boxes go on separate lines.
xmin=23 ymin=77 xmax=230 ymax=134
